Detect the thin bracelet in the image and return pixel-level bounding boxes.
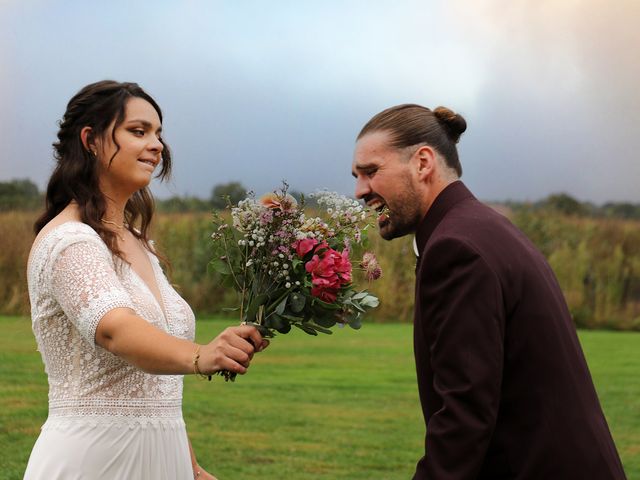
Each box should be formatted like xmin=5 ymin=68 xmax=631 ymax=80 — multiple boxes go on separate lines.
xmin=192 ymin=345 xmax=212 ymax=381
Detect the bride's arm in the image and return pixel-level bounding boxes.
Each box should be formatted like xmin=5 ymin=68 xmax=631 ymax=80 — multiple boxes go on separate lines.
xmin=187 ymin=437 xmax=217 ymax=479
xmin=96 ymin=308 xmax=266 ymax=376
xmin=49 ymin=238 xmax=266 ymax=376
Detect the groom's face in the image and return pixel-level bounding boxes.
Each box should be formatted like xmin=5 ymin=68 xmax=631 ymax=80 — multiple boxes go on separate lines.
xmin=352 ymin=131 xmax=425 ymax=240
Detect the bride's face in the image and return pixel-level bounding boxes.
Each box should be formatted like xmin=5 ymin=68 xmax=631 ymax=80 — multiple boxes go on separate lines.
xmin=95 ymin=97 xmax=164 ymax=198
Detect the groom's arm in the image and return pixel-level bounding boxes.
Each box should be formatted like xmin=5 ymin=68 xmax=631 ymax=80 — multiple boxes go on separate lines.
xmin=416 ymin=237 xmax=505 ymax=479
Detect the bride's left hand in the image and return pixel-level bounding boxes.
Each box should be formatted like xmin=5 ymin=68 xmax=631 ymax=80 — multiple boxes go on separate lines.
xmin=194 ymin=465 xmax=217 ymax=480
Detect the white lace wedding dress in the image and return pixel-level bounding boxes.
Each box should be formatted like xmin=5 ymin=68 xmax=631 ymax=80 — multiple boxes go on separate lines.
xmin=24 ymin=222 xmax=196 ymax=480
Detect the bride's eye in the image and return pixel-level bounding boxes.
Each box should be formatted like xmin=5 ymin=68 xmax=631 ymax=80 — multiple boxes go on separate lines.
xmin=130 ymin=129 xmax=145 ymax=137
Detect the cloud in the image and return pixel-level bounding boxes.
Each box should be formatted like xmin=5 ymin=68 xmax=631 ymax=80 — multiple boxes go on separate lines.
xmin=0 ymin=0 xmax=638 ymax=202
xmin=441 ymin=0 xmax=640 ymax=202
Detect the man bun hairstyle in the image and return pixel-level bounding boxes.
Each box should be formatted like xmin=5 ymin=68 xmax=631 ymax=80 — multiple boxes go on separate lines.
xmin=433 ymin=106 xmax=467 ymax=144
xmin=357 ymin=103 xmax=466 ymax=177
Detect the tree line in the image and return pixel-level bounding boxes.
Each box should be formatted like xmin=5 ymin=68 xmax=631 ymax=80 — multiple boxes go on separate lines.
xmin=0 ymin=179 xmax=313 ymax=213
xmin=2 ymin=178 xmax=640 ymax=219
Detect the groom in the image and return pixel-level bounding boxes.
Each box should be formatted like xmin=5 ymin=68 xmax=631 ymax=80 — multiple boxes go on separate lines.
xmin=351 ymin=104 xmax=626 ymax=479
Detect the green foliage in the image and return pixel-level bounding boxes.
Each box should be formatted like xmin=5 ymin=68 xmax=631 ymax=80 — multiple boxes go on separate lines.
xmin=513 ymin=209 xmax=640 ymax=329
xmin=541 ymin=193 xmax=588 ymax=216
xmin=1 ymin=317 xmax=638 ymax=479
xmin=210 ymin=181 xmax=247 ymax=210
xmin=505 ymin=192 xmax=640 ymax=220
xmin=602 ymin=202 xmax=640 ymax=220
xmin=156 ymin=195 xmax=212 ymax=213
xmin=0 ymin=179 xmax=43 ymax=211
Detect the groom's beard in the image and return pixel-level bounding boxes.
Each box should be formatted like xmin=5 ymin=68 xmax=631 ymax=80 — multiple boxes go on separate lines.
xmin=378 ymin=180 xmax=422 ymax=241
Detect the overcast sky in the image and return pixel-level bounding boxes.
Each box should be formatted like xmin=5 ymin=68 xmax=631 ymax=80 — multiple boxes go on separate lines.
xmin=1 ymin=0 xmax=638 ymax=203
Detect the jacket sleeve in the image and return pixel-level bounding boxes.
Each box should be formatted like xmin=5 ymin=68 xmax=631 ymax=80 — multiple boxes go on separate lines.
xmin=415 ymin=236 xmax=505 ymax=479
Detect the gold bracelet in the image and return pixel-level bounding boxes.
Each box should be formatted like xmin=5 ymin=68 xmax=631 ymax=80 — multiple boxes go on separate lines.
xmin=192 ymin=345 xmax=212 ymax=381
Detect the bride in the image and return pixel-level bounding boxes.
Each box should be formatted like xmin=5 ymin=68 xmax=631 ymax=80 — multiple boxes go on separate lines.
xmin=24 ymin=80 xmax=268 ymax=480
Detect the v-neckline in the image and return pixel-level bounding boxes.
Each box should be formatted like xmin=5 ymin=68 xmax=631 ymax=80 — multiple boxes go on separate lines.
xmin=129 ymin=249 xmax=168 ymax=324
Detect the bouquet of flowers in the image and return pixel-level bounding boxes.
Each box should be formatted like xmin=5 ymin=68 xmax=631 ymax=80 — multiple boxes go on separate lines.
xmin=209 ymin=183 xmax=382 ymax=380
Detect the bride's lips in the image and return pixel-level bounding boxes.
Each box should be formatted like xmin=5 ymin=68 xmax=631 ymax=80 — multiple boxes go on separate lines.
xmin=138 ymin=158 xmax=158 ymax=172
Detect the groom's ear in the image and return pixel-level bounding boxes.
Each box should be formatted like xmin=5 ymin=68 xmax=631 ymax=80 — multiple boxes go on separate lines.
xmin=414 ymin=145 xmax=437 ymax=183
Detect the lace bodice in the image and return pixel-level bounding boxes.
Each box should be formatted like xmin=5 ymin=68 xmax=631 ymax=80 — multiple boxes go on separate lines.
xmin=27 ymin=222 xmax=195 ymax=425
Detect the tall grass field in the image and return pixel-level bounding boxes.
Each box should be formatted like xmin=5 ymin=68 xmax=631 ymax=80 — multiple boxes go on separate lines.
xmin=2 ymin=210 xmax=639 ymax=330
xmin=1 ymin=316 xmax=638 ymax=479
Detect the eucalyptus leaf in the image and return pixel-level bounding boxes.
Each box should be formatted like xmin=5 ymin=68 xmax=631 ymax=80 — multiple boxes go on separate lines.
xmin=311 ymin=297 xmax=341 ymax=311
xmin=245 ymin=293 xmax=269 ymax=322
xmin=275 ymin=296 xmax=287 ymax=315
xmin=289 ymin=293 xmax=306 ymax=313
xmin=294 ymin=323 xmax=318 ymax=336
xmin=360 ymin=295 xmax=380 ymax=308
xmin=349 ymin=317 xmax=363 ymax=330
xmin=313 ymin=315 xmax=338 ymax=328
xmin=210 ymin=259 xmax=231 ymax=275
xmin=307 ymin=322 xmax=333 ymax=335
xmin=276 ymin=322 xmax=292 ymax=334
xmin=281 ymin=314 xmax=304 ymax=323
xmin=265 ymin=313 xmax=286 ymax=331
xmin=350 ymin=301 xmax=367 ymax=313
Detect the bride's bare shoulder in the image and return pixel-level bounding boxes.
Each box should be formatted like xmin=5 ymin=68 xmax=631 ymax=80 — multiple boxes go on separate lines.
xmin=33 ymin=204 xmax=84 ymax=245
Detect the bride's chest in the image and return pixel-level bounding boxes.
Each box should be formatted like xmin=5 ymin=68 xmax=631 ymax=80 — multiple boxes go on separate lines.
xmin=117 ymin=263 xmax=195 ymax=341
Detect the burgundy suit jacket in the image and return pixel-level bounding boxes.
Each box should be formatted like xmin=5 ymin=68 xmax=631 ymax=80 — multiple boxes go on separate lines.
xmin=412 ymin=181 xmax=626 ymax=479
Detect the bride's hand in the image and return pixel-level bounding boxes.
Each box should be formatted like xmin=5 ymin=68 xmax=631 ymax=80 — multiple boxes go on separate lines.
xmin=199 ymin=324 xmax=269 ymax=376
xmin=194 ymin=464 xmax=217 ymax=479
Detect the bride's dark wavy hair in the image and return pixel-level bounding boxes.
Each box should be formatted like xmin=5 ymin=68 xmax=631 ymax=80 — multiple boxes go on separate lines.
xmin=34 ymin=80 xmax=172 ymax=263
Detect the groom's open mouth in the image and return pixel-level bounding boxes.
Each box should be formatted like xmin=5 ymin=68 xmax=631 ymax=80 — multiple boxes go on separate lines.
xmin=367 ymin=199 xmax=390 ymax=226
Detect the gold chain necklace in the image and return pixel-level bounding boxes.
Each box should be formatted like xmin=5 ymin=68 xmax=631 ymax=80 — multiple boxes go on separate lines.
xmin=101 ymin=219 xmax=126 ymax=241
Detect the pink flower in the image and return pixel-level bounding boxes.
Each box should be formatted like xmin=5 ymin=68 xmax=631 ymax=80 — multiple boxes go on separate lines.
xmin=305 ymin=247 xmax=352 ymax=303
xmin=333 ymin=248 xmax=352 ymax=283
xmin=311 ymin=285 xmax=339 ymax=303
xmin=306 ymin=253 xmax=334 ymax=279
xmin=361 ymin=252 xmax=382 ymax=281
xmin=293 ymin=238 xmax=318 ymax=258
xmin=259 ymin=209 xmax=273 ymax=225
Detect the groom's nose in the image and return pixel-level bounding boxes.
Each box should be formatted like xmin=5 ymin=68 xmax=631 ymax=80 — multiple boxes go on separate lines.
xmin=354 ymin=176 xmax=371 ymax=200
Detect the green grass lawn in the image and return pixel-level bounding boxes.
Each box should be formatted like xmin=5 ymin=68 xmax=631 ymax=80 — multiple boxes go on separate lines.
xmin=1 ymin=316 xmax=638 ymax=479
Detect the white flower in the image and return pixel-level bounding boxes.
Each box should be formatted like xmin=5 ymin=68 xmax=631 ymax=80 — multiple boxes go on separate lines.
xmin=285 ymin=282 xmax=291 ymax=288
